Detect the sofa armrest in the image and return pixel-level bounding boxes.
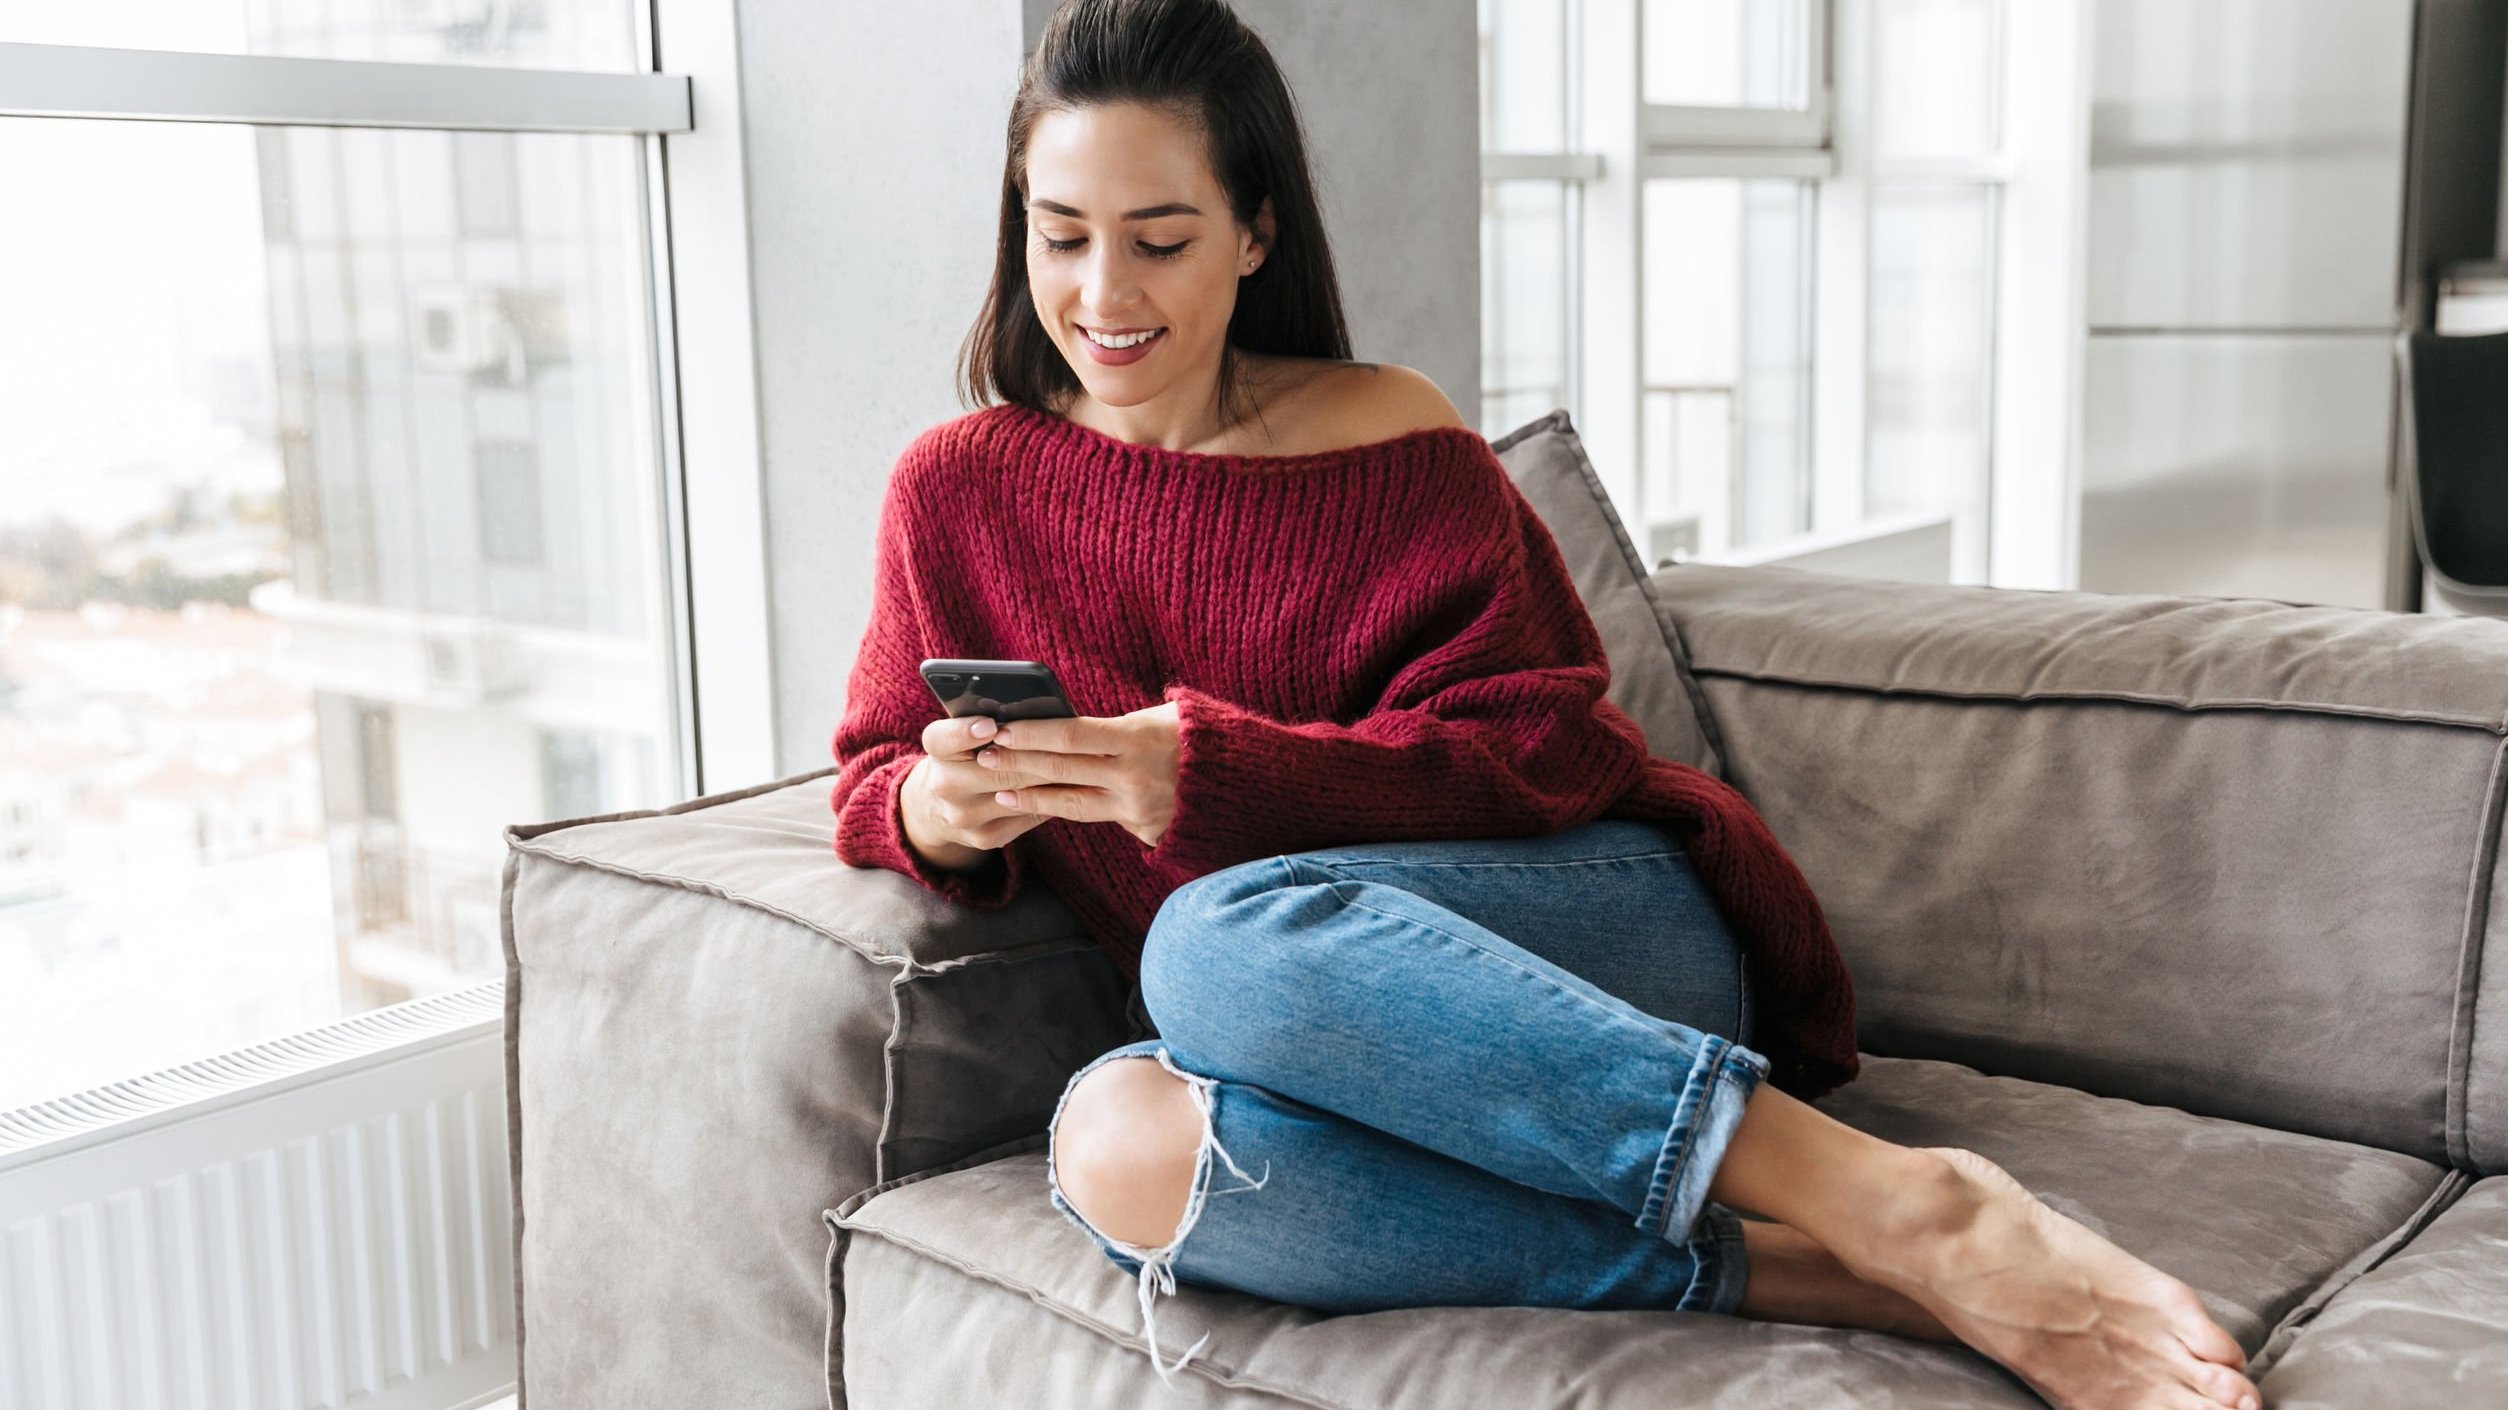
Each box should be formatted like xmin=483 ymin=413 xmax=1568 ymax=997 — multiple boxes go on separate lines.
xmin=500 ymin=768 xmax=1133 ymax=1410
xmin=1651 ymin=562 xmax=2508 ymax=1173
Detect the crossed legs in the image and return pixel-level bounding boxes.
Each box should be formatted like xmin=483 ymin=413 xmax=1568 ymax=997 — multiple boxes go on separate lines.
xmin=1050 ymin=833 xmax=2263 ymax=1410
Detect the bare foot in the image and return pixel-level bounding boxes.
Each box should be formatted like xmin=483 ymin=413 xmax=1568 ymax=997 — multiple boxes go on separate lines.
xmin=1733 ymin=1218 xmax=1958 ymax=1343
xmin=1831 ymin=1146 xmax=2262 ymax=1410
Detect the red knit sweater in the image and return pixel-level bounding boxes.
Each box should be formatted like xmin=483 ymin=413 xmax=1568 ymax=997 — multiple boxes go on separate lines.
xmin=830 ymin=401 xmax=1858 ymax=1100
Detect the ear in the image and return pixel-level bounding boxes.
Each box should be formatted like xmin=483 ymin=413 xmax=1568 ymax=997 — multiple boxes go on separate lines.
xmin=1249 ymin=195 xmax=1277 ymax=264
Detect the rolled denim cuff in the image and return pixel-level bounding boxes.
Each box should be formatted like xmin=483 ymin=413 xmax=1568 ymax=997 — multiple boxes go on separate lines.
xmin=1684 ymin=1202 xmax=1753 ymax=1315
xmin=1638 ymin=1033 xmax=1771 ymax=1243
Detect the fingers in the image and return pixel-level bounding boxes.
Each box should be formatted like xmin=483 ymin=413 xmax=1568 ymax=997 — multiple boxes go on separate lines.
xmin=991 ymin=783 xmax=1121 ymax=823
xmin=921 ymin=712 xmax=1003 ymax=761
xmin=990 ymin=717 xmax=1100 ymax=753
xmin=974 ymin=741 xmax=1122 ymax=789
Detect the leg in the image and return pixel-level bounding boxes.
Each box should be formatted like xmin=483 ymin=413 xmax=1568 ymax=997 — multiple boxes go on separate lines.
xmin=1707 ymin=1086 xmax=2263 ymax=1410
xmin=1046 ymin=822 xmax=1784 ymax=1380
xmin=1045 ymin=1041 xmax=1754 ymax=1385
xmin=1047 ymin=1048 xmax=1954 ymax=1383
xmin=1124 ymin=821 xmax=2262 ymax=1410
xmin=1139 ymin=822 xmax=1772 ymax=1246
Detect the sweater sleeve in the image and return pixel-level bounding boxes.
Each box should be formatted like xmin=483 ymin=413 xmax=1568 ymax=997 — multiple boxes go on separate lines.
xmin=1141 ymin=471 xmax=1651 ymax=878
xmin=828 ymin=453 xmax=1026 ymax=908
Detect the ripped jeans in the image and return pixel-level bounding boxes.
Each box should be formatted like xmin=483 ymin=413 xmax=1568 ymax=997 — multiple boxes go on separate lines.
xmin=1043 ymin=818 xmax=1771 ymax=1385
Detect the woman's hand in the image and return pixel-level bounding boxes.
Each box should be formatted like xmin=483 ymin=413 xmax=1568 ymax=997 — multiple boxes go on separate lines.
xmin=900 ymin=714 xmax=1056 ymax=868
xmin=974 ymin=700 xmax=1183 ymax=848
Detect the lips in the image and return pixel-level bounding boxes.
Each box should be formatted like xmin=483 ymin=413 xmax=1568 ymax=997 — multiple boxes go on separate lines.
xmin=1079 ymin=324 xmax=1166 ymax=365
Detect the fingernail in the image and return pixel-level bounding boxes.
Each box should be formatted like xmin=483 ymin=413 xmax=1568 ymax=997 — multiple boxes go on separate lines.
xmin=972 ymin=717 xmax=996 ymax=737
xmin=979 ymin=750 xmax=997 ymax=767
xmin=995 ymin=791 xmax=1017 ymax=806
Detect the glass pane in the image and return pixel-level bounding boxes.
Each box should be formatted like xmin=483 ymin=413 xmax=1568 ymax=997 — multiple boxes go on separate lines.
xmin=1641 ymin=179 xmax=1814 ymax=557
xmin=1867 ymin=183 xmax=1997 ymax=519
xmin=1643 ymin=0 xmax=1813 ymax=109
xmin=0 ymin=0 xmax=643 ymax=72
xmin=1481 ymin=179 xmax=1575 ymax=439
xmin=1479 ymin=0 xmax=1571 ymax=153
xmin=1872 ymin=0 xmax=2003 ymax=160
xmin=0 ymin=117 xmax=683 ymax=1112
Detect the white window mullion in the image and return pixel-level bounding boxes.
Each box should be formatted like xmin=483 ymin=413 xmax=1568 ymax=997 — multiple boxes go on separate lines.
xmin=651 ymin=0 xmax=777 ymax=792
xmin=1810 ymin=0 xmax=1872 ymax=536
xmin=1985 ymin=0 xmax=2090 ymax=590
xmin=1577 ymin=0 xmax=1647 ymax=525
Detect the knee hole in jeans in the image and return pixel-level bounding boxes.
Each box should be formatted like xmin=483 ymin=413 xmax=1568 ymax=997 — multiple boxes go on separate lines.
xmin=1048 ymin=1055 xmax=1204 ymax=1249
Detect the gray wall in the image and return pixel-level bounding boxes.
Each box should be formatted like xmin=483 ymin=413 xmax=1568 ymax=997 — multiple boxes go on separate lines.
xmin=733 ymin=0 xmax=1481 ymax=778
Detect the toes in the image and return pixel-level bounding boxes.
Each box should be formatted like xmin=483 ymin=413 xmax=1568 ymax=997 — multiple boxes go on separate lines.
xmin=2155 ymin=1279 xmax=2246 ymax=1368
xmin=2180 ymin=1355 xmax=2261 ymax=1410
xmin=2161 ymin=1335 xmax=2260 ymax=1410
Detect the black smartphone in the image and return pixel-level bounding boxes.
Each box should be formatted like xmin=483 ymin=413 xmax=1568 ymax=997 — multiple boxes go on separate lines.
xmin=919 ymin=658 xmax=1079 ymax=722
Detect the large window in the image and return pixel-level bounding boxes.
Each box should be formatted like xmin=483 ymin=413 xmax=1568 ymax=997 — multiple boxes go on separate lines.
xmin=0 ymin=9 xmax=694 ymax=1111
xmin=1481 ymin=0 xmax=2015 ymax=577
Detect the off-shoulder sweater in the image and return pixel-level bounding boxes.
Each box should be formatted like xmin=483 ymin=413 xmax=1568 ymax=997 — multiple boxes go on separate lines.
xmin=829 ymin=400 xmax=1858 ymax=1099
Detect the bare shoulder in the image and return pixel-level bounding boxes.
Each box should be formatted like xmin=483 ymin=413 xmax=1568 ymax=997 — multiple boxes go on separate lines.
xmin=1324 ymin=362 xmax=1470 ymax=441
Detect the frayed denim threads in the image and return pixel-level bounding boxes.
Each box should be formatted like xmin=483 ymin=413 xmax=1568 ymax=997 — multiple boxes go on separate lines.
xmin=1045 ymin=1042 xmax=1270 ymax=1386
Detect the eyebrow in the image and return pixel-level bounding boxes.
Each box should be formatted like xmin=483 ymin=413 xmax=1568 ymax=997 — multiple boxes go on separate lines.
xmin=1026 ymin=198 xmax=1204 ymax=221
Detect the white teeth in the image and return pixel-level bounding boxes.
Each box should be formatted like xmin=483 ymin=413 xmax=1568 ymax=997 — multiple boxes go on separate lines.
xmin=1085 ymin=326 xmax=1163 ymax=349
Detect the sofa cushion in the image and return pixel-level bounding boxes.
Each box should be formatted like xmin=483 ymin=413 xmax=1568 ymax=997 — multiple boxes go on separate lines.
xmin=826 ymin=1054 xmax=2448 ymax=1409
xmin=2253 ymin=1174 xmax=2508 ymax=1405
xmin=1653 ymin=560 xmax=2508 ymax=1171
xmin=1493 ymin=409 xmax=1723 ymax=776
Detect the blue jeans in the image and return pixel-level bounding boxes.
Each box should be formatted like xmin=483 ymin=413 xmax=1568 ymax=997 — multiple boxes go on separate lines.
xmin=1043 ymin=818 xmax=1771 ymax=1384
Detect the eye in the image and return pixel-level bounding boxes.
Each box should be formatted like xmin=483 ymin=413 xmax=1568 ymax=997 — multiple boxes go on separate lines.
xmin=1038 ymin=235 xmax=1192 ymax=260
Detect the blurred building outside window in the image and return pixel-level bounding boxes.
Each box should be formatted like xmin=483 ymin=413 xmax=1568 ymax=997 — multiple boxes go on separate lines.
xmin=0 ymin=3 xmax=690 ymax=1112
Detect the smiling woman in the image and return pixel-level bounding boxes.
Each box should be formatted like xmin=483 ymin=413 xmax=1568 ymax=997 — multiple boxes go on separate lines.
xmin=956 ymin=0 xmax=1356 ymax=455
xmin=835 ymin=5 xmax=2268 ymax=1409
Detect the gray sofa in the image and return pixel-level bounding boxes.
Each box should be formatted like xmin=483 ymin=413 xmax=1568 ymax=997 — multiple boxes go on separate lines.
xmin=500 ymin=411 xmax=2508 ymax=1408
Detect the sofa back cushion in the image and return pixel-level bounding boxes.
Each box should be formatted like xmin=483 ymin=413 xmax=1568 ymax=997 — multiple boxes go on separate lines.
xmin=1656 ymin=561 xmax=2508 ymax=1172
xmin=1492 ymin=410 xmax=1724 ymax=776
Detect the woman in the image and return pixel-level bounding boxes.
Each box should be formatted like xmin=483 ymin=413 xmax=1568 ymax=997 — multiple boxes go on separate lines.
xmin=828 ymin=3 xmax=2262 ymax=1408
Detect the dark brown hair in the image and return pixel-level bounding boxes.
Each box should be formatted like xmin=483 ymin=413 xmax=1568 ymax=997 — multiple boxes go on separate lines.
xmin=956 ymin=0 xmax=1353 ymax=427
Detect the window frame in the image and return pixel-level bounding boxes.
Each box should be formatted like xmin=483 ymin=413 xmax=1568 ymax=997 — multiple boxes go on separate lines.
xmin=0 ymin=1 xmax=777 ymax=1126
xmin=0 ymin=7 xmax=773 ymax=796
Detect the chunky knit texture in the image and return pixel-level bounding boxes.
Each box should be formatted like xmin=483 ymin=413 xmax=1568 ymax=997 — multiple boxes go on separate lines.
xmin=830 ymin=400 xmax=1858 ymax=1099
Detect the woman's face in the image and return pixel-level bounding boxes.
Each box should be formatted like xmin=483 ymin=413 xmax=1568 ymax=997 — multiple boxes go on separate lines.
xmin=1023 ymin=101 xmax=1271 ymax=412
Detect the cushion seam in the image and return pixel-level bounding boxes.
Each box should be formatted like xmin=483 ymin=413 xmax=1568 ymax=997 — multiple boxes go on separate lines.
xmin=504 ymin=835 xmax=1095 ymax=973
xmin=1688 ymin=665 xmax=2508 ymax=733
xmin=836 ymin=1130 xmax=1054 ymax=1222
xmin=2245 ymin=1166 xmax=2477 ymax=1382
xmin=833 ymin=1216 xmax=1355 ymax=1410
xmin=824 ymin=1214 xmax=851 ymax=1410
xmin=498 ymin=843 xmax=530 ymax=1410
xmin=2446 ymin=737 xmax=2508 ymax=1170
xmin=500 ymin=766 xmax=842 ymax=845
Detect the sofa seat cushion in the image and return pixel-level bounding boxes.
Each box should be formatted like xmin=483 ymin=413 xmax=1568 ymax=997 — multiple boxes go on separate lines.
xmin=827 ymin=1055 xmax=2450 ymax=1409
xmin=2254 ymin=1174 xmax=2508 ymax=1406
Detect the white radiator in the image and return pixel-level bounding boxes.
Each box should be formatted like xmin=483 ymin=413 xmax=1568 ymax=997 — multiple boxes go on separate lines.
xmin=0 ymin=985 xmax=516 ymax=1410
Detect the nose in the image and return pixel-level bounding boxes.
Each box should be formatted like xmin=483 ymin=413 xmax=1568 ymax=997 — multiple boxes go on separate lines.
xmin=1079 ymin=241 xmax=1142 ymax=318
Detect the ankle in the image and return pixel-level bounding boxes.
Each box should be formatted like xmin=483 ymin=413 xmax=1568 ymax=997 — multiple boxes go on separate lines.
xmin=1814 ymin=1144 xmax=1979 ymax=1273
